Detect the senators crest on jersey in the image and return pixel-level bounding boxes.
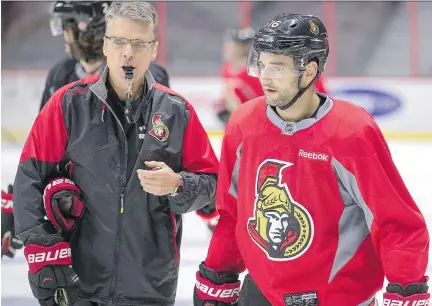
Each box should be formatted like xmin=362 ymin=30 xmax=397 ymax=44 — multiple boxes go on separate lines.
xmin=247 ymin=159 xmax=314 ymax=261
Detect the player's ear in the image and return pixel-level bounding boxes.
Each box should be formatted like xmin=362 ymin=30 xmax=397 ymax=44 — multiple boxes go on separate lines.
xmin=305 ymin=61 xmax=318 ymax=81
xmin=301 ymin=61 xmax=318 ymax=88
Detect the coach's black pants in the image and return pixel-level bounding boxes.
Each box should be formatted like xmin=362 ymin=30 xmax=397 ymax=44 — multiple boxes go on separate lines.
xmin=74 ymin=274 xmax=271 ymax=306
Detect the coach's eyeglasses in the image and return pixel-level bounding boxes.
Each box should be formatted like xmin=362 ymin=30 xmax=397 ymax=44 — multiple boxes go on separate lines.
xmin=105 ymin=36 xmax=155 ymax=51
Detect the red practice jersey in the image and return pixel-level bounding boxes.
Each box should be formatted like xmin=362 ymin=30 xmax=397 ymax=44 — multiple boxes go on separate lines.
xmin=204 ymin=95 xmax=428 ymax=305
xmin=221 ymin=62 xmax=264 ymax=104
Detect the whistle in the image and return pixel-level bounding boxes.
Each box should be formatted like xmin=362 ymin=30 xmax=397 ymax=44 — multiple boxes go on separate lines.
xmin=122 ymin=65 xmax=134 ymax=123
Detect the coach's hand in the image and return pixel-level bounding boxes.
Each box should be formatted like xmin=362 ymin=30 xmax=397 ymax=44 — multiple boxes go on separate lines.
xmin=137 ymin=161 xmax=181 ymax=196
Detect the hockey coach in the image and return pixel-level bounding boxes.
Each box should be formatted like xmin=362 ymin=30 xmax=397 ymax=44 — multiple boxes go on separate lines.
xmin=13 ymin=2 xmax=219 ymax=306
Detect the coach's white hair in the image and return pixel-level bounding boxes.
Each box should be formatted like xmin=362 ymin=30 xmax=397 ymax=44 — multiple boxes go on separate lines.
xmin=105 ymin=2 xmax=158 ymax=39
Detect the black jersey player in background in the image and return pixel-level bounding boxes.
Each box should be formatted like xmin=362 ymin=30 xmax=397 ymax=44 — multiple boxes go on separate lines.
xmin=40 ymin=1 xmax=170 ymax=111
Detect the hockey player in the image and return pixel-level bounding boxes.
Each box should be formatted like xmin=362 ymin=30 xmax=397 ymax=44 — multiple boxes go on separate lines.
xmin=216 ymin=28 xmax=264 ymax=124
xmin=216 ymin=28 xmax=327 ymax=125
xmin=14 ymin=2 xmax=219 ymax=306
xmin=40 ymin=1 xmax=170 ymax=111
xmin=194 ymin=14 xmax=430 ymax=306
xmin=1 ymin=185 xmax=23 ymax=259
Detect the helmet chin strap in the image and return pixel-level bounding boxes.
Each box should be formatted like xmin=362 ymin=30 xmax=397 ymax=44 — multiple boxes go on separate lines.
xmin=278 ymin=73 xmax=319 ymax=111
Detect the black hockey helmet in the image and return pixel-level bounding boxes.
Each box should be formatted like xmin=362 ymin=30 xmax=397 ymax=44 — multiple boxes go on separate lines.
xmin=224 ymin=28 xmax=256 ymax=45
xmin=50 ymin=1 xmax=111 ymax=63
xmin=50 ymin=1 xmax=111 ymax=36
xmin=247 ymin=13 xmax=329 ymax=109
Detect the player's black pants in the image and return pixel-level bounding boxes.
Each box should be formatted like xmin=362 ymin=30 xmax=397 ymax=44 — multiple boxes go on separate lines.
xmin=74 ymin=274 xmax=271 ymax=306
xmin=239 ymin=274 xmax=272 ymax=306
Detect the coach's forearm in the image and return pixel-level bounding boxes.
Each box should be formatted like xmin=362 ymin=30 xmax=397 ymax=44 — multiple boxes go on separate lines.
xmin=168 ymin=172 xmax=217 ymax=214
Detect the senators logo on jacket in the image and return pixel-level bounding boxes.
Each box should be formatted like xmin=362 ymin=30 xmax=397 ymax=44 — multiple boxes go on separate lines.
xmin=149 ymin=114 xmax=169 ymax=142
xmin=247 ymin=159 xmax=314 ymax=260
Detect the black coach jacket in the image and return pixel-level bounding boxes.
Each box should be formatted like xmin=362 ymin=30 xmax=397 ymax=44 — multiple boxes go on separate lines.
xmin=14 ymin=67 xmax=218 ymax=305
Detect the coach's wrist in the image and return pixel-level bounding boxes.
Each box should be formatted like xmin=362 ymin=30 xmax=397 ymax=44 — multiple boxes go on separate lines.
xmin=169 ymin=174 xmax=184 ymax=197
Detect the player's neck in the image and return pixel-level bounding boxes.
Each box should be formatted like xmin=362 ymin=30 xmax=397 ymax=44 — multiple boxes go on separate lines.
xmin=276 ymin=92 xmax=320 ymax=122
xmin=80 ymin=60 xmax=103 ymax=75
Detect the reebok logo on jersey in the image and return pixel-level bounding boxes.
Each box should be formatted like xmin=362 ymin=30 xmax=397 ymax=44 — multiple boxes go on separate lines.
xmin=299 ymin=150 xmax=329 ymax=162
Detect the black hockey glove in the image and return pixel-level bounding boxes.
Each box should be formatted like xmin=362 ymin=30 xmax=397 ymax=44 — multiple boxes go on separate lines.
xmin=216 ymin=109 xmax=231 ymax=125
xmin=43 ymin=178 xmax=85 ymax=232
xmin=1 ymin=184 xmax=23 ymax=258
xmin=194 ymin=262 xmax=240 ymax=306
xmin=25 ymin=235 xmax=79 ymax=306
xmin=196 ymin=203 xmax=220 ymax=233
xmin=383 ymin=277 xmax=430 ymax=305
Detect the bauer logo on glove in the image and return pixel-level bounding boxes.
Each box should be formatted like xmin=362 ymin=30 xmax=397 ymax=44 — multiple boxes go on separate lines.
xmin=43 ymin=178 xmax=85 ymax=231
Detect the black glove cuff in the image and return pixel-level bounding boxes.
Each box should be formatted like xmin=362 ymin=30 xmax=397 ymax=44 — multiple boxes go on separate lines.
xmin=199 ymin=262 xmax=239 ymax=285
xmin=386 ymin=281 xmax=429 ymax=297
xmin=26 ymin=234 xmax=64 ymax=247
xmin=198 ymin=202 xmax=217 ymax=216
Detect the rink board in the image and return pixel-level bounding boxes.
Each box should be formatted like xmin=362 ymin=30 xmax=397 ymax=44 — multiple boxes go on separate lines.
xmin=1 ymin=70 xmax=432 ymax=142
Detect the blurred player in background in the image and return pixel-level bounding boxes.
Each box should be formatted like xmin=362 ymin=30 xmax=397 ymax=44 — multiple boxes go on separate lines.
xmin=216 ymin=28 xmax=264 ymax=125
xmin=40 ymin=0 xmax=170 ymax=111
xmin=1 ymin=185 xmax=23 ymax=259
xmin=194 ymin=13 xmax=429 ymax=306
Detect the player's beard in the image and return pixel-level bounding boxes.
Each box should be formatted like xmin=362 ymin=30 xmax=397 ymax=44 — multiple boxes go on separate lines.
xmin=264 ymin=87 xmax=296 ymax=108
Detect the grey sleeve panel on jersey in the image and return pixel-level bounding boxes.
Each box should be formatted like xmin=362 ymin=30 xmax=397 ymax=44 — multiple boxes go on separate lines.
xmin=228 ymin=143 xmax=243 ymax=200
xmin=328 ymin=157 xmax=375 ymax=283
xmin=332 ymin=158 xmax=375 ymax=230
